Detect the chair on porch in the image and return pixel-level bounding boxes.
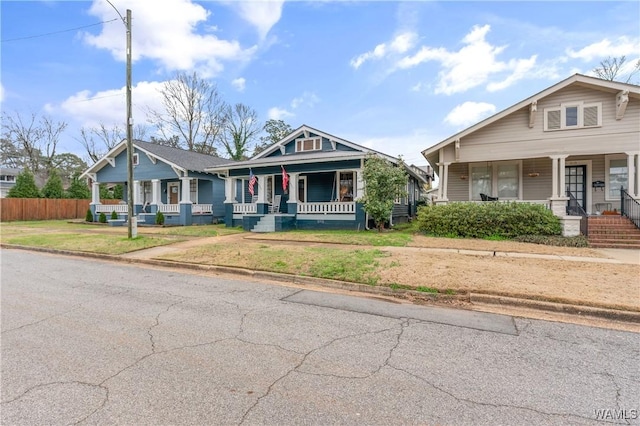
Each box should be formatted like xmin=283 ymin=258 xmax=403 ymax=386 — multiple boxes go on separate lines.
xmin=480 ymin=193 xmax=499 ymax=202
xmin=269 ymin=195 xmax=281 ymax=213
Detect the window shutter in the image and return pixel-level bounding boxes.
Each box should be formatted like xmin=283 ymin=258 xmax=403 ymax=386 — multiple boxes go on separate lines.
xmin=583 ymin=105 xmax=598 ymax=127
xmin=546 ymin=109 xmax=561 ymax=130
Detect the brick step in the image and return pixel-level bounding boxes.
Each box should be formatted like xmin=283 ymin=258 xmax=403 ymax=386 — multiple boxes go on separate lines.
xmin=589 ymin=242 xmax=640 ymax=249
xmin=588 ymin=226 xmax=640 ymax=232
xmin=588 ymin=229 xmax=640 ymax=236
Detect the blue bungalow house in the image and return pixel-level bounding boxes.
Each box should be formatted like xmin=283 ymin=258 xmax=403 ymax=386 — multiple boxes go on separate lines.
xmin=205 ymin=125 xmax=428 ymax=232
xmin=81 ymin=140 xmax=234 ymax=225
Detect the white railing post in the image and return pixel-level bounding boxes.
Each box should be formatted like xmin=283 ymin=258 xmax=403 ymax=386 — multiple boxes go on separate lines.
xmin=151 ymin=179 xmax=161 ymax=205
xmin=91 ymin=182 xmax=101 ymax=205
xmin=180 ymin=177 xmax=192 ymax=204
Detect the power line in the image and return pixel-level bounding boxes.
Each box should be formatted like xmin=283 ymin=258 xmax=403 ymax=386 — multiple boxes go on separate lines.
xmin=1 ymin=18 xmax=119 ymax=43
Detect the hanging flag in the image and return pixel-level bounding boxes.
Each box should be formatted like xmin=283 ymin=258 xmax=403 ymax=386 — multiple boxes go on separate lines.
xmin=281 ymin=165 xmax=289 ymax=192
xmin=248 ymin=169 xmax=257 ymax=196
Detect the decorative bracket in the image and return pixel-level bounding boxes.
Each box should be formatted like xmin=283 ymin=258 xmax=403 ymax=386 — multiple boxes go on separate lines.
xmin=145 ymin=153 xmax=157 ymax=164
xmin=616 ymin=90 xmax=629 ymax=120
xmin=106 ymin=157 xmax=115 ymax=167
xmin=279 ymin=146 xmax=286 ymax=155
xmin=529 ymin=101 xmax=537 ymax=128
xmin=454 ymin=139 xmax=460 ymax=161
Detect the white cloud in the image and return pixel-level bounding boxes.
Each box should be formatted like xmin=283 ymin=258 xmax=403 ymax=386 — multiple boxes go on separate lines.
xmin=350 ymin=32 xmax=417 ymax=69
xmin=232 ymin=78 xmax=246 ymax=92
xmin=566 ymin=36 xmax=640 ymax=61
xmin=444 ymin=101 xmax=496 ymax=128
xmin=396 ymin=24 xmax=537 ymax=95
xmin=291 ymin=91 xmax=319 ymax=109
xmin=83 ymin=0 xmax=256 ymax=77
xmin=57 ymin=80 xmax=165 ymax=128
xmin=227 ymin=1 xmax=285 ymax=40
xmin=268 ymin=107 xmax=294 ymax=120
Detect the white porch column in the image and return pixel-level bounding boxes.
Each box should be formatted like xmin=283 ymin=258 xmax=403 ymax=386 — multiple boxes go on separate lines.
xmin=91 ymin=182 xmax=101 ymax=205
xmin=224 ymin=177 xmax=235 ymax=203
xmin=441 ymin=162 xmax=450 ymax=200
xmin=437 ymin=163 xmax=444 ymax=200
xmin=559 ymin=156 xmax=567 ymax=197
xmin=551 ymin=157 xmax=559 ymax=198
xmin=355 ymin=170 xmax=364 ymax=201
xmin=257 ymin=175 xmax=267 ymax=203
xmin=627 ymin=153 xmax=637 ymax=197
xmin=133 ymin=180 xmax=141 ymax=205
xmin=151 ymin=179 xmax=161 ymax=205
xmin=180 ymin=177 xmax=192 ymax=203
xmin=288 ymin=172 xmax=299 ymax=203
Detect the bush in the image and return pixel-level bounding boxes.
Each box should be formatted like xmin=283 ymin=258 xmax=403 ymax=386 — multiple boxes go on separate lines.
xmin=155 ymin=211 xmax=165 ymax=225
xmin=85 ymin=209 xmax=93 ymax=222
xmin=513 ymin=235 xmax=589 ymax=247
xmin=7 ymin=170 xmax=41 ymax=198
xmin=416 ymin=202 xmax=561 ymax=238
xmin=111 ymin=211 xmax=118 ymax=220
xmin=99 ymin=212 xmax=107 ymax=223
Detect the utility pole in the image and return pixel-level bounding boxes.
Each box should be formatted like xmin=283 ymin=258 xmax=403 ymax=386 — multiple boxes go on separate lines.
xmin=125 ymin=9 xmax=135 ymax=239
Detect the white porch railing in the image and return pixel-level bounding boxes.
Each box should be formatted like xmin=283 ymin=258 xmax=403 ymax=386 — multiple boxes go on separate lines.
xmin=297 ymin=202 xmax=355 ymax=214
xmin=233 ymin=203 xmax=257 ymax=214
xmin=192 ymin=204 xmax=212 ymax=214
xmin=95 ymin=204 xmax=128 ymax=213
xmin=158 ymin=204 xmax=180 ymax=213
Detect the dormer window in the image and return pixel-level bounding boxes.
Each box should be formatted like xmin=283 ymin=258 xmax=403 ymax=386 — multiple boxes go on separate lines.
xmin=544 ymin=102 xmax=601 ymax=131
xmin=295 ymin=137 xmax=322 ymax=152
xmin=132 ymin=153 xmax=139 ymax=166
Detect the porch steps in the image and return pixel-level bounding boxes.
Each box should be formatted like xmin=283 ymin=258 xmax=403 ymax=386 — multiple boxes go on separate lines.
xmin=587 ymin=216 xmax=640 ymax=249
xmin=251 ymin=215 xmax=276 ymax=233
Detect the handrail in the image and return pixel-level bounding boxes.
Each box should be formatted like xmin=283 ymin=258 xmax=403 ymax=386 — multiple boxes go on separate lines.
xmin=621 ymin=188 xmax=640 ymax=229
xmin=566 ymin=190 xmax=588 ymax=236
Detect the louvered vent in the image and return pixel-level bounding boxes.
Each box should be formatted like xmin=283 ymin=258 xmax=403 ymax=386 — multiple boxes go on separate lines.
xmin=547 ymin=110 xmax=561 ymax=130
xmin=583 ymin=106 xmax=598 ymax=127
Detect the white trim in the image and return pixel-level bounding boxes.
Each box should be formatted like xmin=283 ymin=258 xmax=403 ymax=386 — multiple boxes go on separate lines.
xmin=167 ymin=182 xmax=180 ymax=204
xmin=543 ymin=102 xmax=602 ymax=131
xmin=297 ymin=175 xmax=307 ymax=203
xmin=605 ymin=154 xmax=628 ymax=201
xmin=336 ymin=170 xmax=356 ymax=202
xmin=132 ymin=153 xmax=139 ymax=166
xmin=295 ymin=136 xmax=322 ymax=153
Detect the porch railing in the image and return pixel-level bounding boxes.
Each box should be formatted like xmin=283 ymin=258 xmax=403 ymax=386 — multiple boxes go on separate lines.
xmin=158 ymin=204 xmax=180 ymax=214
xmin=233 ymin=203 xmax=257 ymax=214
xmin=621 ymin=188 xmax=640 ymax=229
xmin=192 ymin=204 xmax=213 ymax=214
xmin=566 ymin=190 xmax=588 ymax=236
xmin=95 ymin=204 xmax=128 ymax=213
xmin=297 ymin=202 xmax=355 ymax=214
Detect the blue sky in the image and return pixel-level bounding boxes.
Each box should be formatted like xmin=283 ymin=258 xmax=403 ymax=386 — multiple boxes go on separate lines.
xmin=1 ymin=1 xmax=639 ymax=167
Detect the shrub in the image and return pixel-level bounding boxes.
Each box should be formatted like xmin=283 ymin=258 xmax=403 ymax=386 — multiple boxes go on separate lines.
xmin=416 ymin=202 xmax=561 ymax=238
xmin=7 ymin=170 xmax=41 ymax=198
xmin=42 ymin=169 xmax=64 ymax=198
xmin=110 ymin=211 xmax=118 ymax=220
xmin=98 ymin=212 xmax=107 ymax=223
xmin=155 ymin=211 xmax=165 ymax=225
xmin=85 ymin=209 xmax=93 ymax=222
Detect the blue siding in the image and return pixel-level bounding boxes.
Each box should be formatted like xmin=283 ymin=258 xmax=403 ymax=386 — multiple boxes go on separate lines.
xmin=263 ymin=132 xmax=361 ymax=159
xmin=97 ymin=149 xmax=179 ymax=182
xmin=198 ymin=180 xmax=213 ymax=204
xmin=229 ymin=159 xmax=361 ymax=178
xmin=307 ymin=172 xmax=336 ymax=201
xmin=211 ymin=178 xmax=225 ymax=217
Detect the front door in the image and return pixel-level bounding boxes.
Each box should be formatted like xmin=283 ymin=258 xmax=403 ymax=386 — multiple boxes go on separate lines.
xmin=168 ymin=182 xmax=179 ymax=204
xmin=565 ymin=165 xmax=586 ymax=211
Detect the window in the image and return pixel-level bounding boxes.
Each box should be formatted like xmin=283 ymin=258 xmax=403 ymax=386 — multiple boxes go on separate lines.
xmin=339 ymin=172 xmax=354 ymax=201
xmin=0 ymin=175 xmax=16 ymax=182
xmin=605 ymin=155 xmax=628 ymax=200
xmin=470 ymin=161 xmax=521 ymax=200
xmin=295 ymin=137 xmax=322 ymax=152
xmin=544 ymin=102 xmax=601 ymax=131
xmin=143 ymin=181 xmax=152 ymax=203
xmin=190 ymin=179 xmax=197 ymax=203
xmin=132 ymin=153 xmax=139 ymax=165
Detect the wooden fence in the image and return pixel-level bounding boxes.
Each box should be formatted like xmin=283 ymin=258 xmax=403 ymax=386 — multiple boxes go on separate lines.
xmin=0 ymin=199 xmax=122 ymax=222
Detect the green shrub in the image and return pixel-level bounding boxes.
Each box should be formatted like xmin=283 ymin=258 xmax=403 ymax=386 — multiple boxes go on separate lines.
xmin=98 ymin=212 xmax=107 ymax=223
xmin=513 ymin=235 xmax=589 ymax=247
xmin=416 ymin=202 xmax=561 ymax=238
xmin=155 ymin=211 xmax=165 ymax=225
xmin=110 ymin=211 xmax=118 ymax=220
xmin=85 ymin=209 xmax=93 ymax=222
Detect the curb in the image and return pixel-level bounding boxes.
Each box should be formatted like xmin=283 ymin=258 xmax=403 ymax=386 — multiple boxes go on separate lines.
xmin=3 ymin=244 xmax=639 ymax=324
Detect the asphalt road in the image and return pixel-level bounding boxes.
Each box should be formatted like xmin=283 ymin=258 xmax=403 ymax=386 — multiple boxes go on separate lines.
xmin=1 ymin=249 xmax=639 ymax=425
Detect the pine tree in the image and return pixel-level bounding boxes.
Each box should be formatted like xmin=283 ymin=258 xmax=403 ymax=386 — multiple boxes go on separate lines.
xmin=7 ymin=170 xmax=41 ymax=198
xmin=42 ymin=169 xmax=65 ymax=198
xmin=67 ymin=174 xmax=91 ymax=199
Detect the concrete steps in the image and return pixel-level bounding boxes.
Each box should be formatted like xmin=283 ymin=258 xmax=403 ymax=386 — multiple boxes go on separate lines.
xmin=588 ymin=216 xmax=640 ymax=249
xmin=251 ymin=215 xmax=275 ymax=233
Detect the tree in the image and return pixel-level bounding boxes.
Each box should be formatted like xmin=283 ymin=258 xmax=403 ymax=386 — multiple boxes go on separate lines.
xmin=51 ymin=153 xmax=88 ymax=187
xmin=7 ymin=169 xmax=41 ymax=198
xmin=147 ymin=71 xmax=226 ymax=155
xmin=67 ymin=174 xmax=91 ymax=199
xmin=1 ymin=111 xmax=67 ymax=175
xmin=0 ymin=137 xmax=27 ymax=169
xmin=41 ymin=169 xmax=64 ymax=198
xmin=219 ymin=103 xmax=261 ymax=160
xmin=77 ymin=123 xmax=147 ymax=163
xmin=253 ymin=119 xmax=293 ymax=156
xmin=361 ymin=154 xmax=408 ymax=232
xmin=593 ymin=56 xmax=640 ymax=83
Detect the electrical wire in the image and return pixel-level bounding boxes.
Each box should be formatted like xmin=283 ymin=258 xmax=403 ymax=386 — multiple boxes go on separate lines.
xmin=1 ymin=18 xmax=118 ymax=43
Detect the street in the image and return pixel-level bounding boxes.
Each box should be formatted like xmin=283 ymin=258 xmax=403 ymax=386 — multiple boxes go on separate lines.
xmin=1 ymin=249 xmax=638 ymax=425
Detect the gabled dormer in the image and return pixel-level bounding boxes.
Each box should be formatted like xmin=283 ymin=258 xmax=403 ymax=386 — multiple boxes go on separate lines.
xmin=253 ymin=125 xmax=362 ymax=159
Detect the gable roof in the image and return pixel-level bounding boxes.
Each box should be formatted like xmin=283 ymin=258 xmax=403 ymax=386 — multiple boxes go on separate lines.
xmin=81 ymin=139 xmax=234 ymax=178
xmin=421 ymin=73 xmax=640 ymax=159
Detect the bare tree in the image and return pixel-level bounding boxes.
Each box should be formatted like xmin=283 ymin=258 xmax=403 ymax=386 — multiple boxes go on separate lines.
xmin=219 ymin=103 xmax=261 ymax=160
xmin=253 ymin=119 xmax=293 ymax=156
xmin=593 ymin=55 xmax=640 ymax=83
xmin=147 ymin=72 xmax=226 ymax=155
xmin=77 ymin=123 xmax=147 ymax=163
xmin=1 ymin=111 xmax=67 ymax=175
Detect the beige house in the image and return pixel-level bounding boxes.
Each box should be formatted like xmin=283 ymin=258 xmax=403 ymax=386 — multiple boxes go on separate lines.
xmin=422 ymin=74 xmax=640 ymax=235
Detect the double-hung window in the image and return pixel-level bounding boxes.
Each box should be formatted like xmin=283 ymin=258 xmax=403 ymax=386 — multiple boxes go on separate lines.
xmin=190 ymin=179 xmax=197 ymax=203
xmin=605 ymin=155 xmax=628 ymax=200
xmin=295 ymin=137 xmax=322 ymax=152
xmin=470 ymin=161 xmax=521 ymax=200
xmin=544 ymin=102 xmax=601 ymax=131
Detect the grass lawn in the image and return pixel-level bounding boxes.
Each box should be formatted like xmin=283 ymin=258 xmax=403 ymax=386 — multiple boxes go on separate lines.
xmin=246 ymin=228 xmax=414 ymax=247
